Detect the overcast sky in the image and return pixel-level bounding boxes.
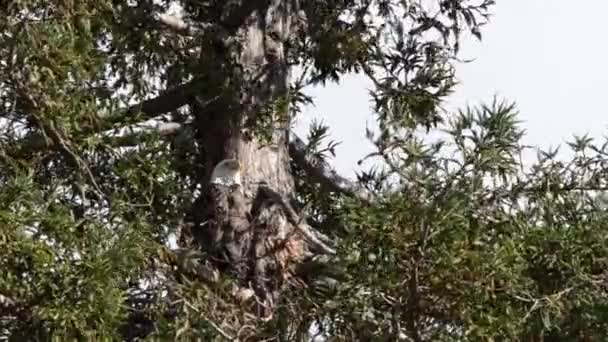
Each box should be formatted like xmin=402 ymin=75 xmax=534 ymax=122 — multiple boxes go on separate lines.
xmin=294 ymin=0 xmax=608 ymax=179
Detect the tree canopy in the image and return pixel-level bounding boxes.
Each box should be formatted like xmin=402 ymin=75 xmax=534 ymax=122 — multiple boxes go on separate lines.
xmin=2 ymin=0 xmax=608 ymax=341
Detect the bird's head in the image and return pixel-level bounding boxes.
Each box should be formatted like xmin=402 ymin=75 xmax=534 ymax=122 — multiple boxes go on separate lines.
xmin=210 ymin=158 xmax=242 ymax=186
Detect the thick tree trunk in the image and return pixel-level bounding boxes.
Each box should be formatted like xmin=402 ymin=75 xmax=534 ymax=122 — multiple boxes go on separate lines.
xmin=185 ymin=0 xmax=311 ymax=318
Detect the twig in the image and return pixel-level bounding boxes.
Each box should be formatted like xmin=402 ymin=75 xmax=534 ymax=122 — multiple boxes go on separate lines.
xmin=515 ymin=287 xmax=575 ymax=324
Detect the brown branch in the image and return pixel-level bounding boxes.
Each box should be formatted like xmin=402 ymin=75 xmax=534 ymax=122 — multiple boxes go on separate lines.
xmin=46 ymin=120 xmax=106 ymax=200
xmin=14 ymin=79 xmax=200 ymax=152
xmin=102 ymin=79 xmax=199 ymax=129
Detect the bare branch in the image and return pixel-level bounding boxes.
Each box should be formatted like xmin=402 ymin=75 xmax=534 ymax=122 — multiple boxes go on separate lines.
xmin=153 ymin=12 xmax=223 ymax=38
xmin=102 ymin=79 xmax=199 ymax=128
xmin=101 ymin=120 xmax=185 ymax=147
xmin=289 ymin=133 xmax=375 ymax=203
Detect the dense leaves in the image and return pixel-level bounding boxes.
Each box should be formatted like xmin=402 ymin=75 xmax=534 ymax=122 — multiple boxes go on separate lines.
xmin=1 ymin=0 xmax=607 ymax=341
xmin=329 ymin=101 xmax=608 ymax=340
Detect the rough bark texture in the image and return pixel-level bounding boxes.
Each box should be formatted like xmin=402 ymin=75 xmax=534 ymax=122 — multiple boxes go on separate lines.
xmin=184 ymin=0 xmax=312 ymax=318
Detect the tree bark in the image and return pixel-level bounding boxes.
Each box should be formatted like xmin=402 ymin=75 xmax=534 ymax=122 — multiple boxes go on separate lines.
xmin=185 ymin=0 xmax=312 ymax=318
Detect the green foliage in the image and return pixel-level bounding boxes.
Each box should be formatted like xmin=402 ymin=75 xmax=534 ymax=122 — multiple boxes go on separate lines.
xmin=302 ymin=101 xmax=608 ymax=340
xmin=3 ymin=0 xmax=607 ymax=341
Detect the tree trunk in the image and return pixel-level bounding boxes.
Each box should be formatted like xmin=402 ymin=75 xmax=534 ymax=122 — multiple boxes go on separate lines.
xmin=185 ymin=0 xmax=310 ymax=318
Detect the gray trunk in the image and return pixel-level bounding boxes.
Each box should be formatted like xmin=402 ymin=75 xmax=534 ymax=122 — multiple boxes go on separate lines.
xmin=185 ymin=0 xmax=310 ymax=318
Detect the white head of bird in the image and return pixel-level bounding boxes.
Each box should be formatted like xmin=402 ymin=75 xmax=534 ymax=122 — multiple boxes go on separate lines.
xmin=210 ymin=159 xmax=242 ymax=186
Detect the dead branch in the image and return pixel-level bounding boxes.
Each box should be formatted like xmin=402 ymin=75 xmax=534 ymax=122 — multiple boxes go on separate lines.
xmin=289 ymin=133 xmax=374 ymax=203
xmin=153 ymin=12 xmax=225 ymax=39
xmin=100 ymin=120 xmax=184 ymax=147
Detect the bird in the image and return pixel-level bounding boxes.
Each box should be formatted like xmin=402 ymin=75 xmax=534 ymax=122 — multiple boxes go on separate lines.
xmin=207 ymin=158 xmax=243 ymax=241
xmin=210 ymin=158 xmax=242 ymax=187
xmin=208 ymin=158 xmax=251 ymax=278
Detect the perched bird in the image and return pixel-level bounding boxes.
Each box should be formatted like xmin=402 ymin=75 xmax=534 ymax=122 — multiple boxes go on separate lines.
xmin=207 ymin=158 xmax=250 ymax=277
xmin=210 ymin=158 xmax=242 ymax=187
xmin=208 ymin=159 xmax=243 ymax=225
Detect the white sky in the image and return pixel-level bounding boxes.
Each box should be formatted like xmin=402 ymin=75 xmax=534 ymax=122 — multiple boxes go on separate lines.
xmin=295 ymin=0 xmax=608 ymax=178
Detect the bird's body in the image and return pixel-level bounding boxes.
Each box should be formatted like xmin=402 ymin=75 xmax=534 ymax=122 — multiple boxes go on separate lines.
xmin=207 ymin=159 xmax=250 ymax=278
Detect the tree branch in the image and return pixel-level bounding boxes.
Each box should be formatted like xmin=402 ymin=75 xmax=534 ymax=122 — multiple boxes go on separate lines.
xmin=101 ymin=79 xmax=199 ymax=128
xmin=14 ymin=79 xmax=199 ymax=153
xmin=105 ymin=120 xmax=373 ymax=203
xmin=101 ymin=120 xmax=184 ymax=147
xmin=258 ymin=184 xmax=336 ymax=255
xmin=153 ymin=12 xmax=227 ymax=39
xmin=289 ymin=133 xmax=374 ymax=203
xmin=100 ymin=120 xmax=373 ymax=204
xmin=9 ymin=74 xmax=373 ymax=204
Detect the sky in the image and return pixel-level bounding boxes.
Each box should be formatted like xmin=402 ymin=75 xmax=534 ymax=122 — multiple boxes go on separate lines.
xmin=294 ymin=0 xmax=608 ymax=179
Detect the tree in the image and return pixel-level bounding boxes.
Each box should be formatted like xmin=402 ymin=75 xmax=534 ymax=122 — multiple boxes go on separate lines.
xmin=4 ymin=0 xmax=608 ymax=341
